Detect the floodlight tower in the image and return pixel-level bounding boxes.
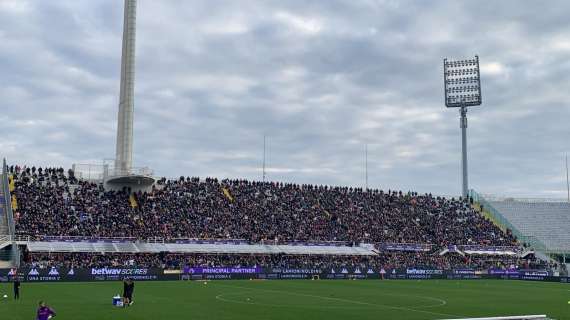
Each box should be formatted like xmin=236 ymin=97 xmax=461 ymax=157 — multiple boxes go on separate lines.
xmin=106 ymin=0 xmax=153 ymax=191
xmin=115 ymin=0 xmax=137 ymax=174
xmin=443 ymin=55 xmax=482 ymax=199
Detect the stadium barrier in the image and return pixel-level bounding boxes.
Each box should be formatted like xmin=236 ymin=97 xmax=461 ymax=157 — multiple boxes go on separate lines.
xmin=438 ymin=316 xmax=549 ymax=320
xmin=1 ymin=159 xmax=19 ymax=267
xmin=1 ymin=267 xmax=568 ymax=283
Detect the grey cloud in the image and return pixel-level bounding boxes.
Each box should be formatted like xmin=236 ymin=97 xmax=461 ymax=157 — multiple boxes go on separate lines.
xmin=1 ymin=0 xmax=569 ymax=198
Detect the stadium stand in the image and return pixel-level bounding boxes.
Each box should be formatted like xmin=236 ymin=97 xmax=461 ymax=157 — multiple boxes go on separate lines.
xmin=21 ymin=251 xmax=541 ymax=271
xmin=483 ymin=199 xmax=570 ymax=253
xmin=11 ymin=165 xmax=516 ymax=245
xmin=471 ymin=191 xmax=569 ymax=275
xmin=5 ymin=164 xmax=555 ymax=272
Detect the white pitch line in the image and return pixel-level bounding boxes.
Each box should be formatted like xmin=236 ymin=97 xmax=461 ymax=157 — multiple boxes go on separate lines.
xmin=214 ymin=283 xmax=464 ymax=318
xmin=313 ymin=279 xmax=448 ymax=308
xmin=281 ymin=280 xmax=448 ymax=309
xmin=215 ymin=293 xmax=370 ymax=310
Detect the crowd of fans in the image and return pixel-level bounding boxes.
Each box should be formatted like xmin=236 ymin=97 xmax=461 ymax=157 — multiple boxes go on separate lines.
xmin=22 ymin=252 xmax=548 ymax=272
xmin=11 ymin=165 xmax=517 ymax=246
xmin=10 ymin=164 xmax=542 ymax=272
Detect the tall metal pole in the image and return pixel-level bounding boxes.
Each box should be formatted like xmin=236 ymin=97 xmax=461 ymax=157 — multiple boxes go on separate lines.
xmin=566 ymin=154 xmax=570 ymax=202
xmin=262 ymin=135 xmax=266 ymax=182
xmin=460 ymin=105 xmax=468 ymax=199
xmin=365 ymin=144 xmax=368 ymax=190
xmin=115 ymin=0 xmax=137 ymax=175
xmin=566 ymin=153 xmax=569 ymax=203
xmin=444 ymin=56 xmax=481 ymax=200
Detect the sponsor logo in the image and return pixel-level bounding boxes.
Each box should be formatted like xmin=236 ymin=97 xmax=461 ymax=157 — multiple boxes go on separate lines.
xmin=205 ymin=274 xmax=231 ymax=279
xmin=453 ymin=269 xmax=475 ymax=275
xmin=520 ymin=275 xmax=545 ymax=281
xmin=521 ymin=271 xmax=548 ymax=277
xmin=48 ymin=267 xmax=59 ymax=276
xmin=341 ymin=268 xmax=348 ymax=274
xmin=90 ymin=268 xmax=149 ymax=276
xmin=281 ymin=274 xmax=309 ymax=279
xmin=279 ymin=269 xmax=320 ymax=274
xmin=28 ymin=268 xmax=39 ymax=276
xmin=194 ymin=267 xmax=261 ymax=274
xmin=406 ymin=268 xmax=443 ymax=275
xmin=354 ymin=268 xmax=362 ymax=274
xmin=367 ymin=268 xmax=374 ymax=274
xmin=68 ymin=268 xmax=75 ymax=276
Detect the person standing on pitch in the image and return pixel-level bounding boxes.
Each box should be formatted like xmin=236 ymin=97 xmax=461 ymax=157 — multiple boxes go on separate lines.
xmin=123 ymin=278 xmax=135 ymax=306
xmin=13 ymin=277 xmax=20 ymax=300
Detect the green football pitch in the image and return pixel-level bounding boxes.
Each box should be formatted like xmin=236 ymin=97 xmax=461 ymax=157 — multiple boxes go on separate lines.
xmin=0 ymin=280 xmax=569 ymax=320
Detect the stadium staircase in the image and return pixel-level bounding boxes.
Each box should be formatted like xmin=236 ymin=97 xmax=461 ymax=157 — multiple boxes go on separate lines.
xmin=0 ymin=159 xmax=19 ymax=267
xmin=0 ymin=174 xmax=10 ymax=247
xmin=129 ymin=194 xmax=138 ymax=208
xmin=222 ymin=187 xmax=234 ymax=202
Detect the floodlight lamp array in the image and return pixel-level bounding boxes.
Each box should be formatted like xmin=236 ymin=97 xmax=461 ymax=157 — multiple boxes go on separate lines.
xmin=443 ymin=55 xmax=482 ymax=108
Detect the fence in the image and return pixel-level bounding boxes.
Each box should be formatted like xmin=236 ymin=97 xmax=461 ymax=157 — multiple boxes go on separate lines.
xmin=72 ymin=163 xmax=154 ymax=182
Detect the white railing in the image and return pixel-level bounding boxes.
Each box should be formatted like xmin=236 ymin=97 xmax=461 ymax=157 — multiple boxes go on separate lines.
xmin=13 ymin=235 xmax=250 ymax=244
xmin=72 ymin=163 xmax=154 ymax=182
xmin=106 ymin=166 xmax=154 ymax=178
xmin=480 ymin=193 xmax=567 ymax=203
xmin=14 ymin=235 xmax=30 ymax=242
xmin=438 ymin=315 xmax=549 ymax=320
xmin=25 ymin=241 xmax=377 ymax=255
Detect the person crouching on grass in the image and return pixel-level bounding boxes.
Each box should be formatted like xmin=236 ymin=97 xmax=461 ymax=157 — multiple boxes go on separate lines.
xmin=36 ymin=301 xmax=56 ymax=320
xmin=123 ymin=278 xmax=135 ymax=307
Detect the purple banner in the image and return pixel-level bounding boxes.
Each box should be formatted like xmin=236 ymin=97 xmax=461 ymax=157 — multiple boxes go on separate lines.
xmin=40 ymin=236 xmax=136 ymax=243
xmin=488 ymin=268 xmax=549 ymax=276
xmin=447 ymin=245 xmax=460 ymax=253
xmin=284 ymin=241 xmax=349 ymax=247
xmin=173 ymin=239 xmax=248 ymax=245
xmin=460 ymin=245 xmax=520 ymax=253
xmin=519 ymin=270 xmax=549 ymax=277
xmin=188 ymin=267 xmax=262 ymax=274
xmin=488 ymin=268 xmax=519 ymax=275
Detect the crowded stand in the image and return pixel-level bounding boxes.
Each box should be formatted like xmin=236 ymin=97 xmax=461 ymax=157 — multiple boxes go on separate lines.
xmin=22 ymin=252 xmax=547 ymax=271
xmin=11 ymin=165 xmax=516 ymax=246
xmin=9 ymin=164 xmax=545 ymax=272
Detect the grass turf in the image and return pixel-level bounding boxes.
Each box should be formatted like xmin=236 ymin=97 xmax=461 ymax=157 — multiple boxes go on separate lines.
xmin=0 ymin=279 xmax=569 ymax=319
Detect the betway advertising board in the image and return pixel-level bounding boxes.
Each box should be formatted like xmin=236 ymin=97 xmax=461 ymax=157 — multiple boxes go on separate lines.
xmin=0 ymin=267 xmax=567 ymax=283
xmin=0 ymin=267 xmax=179 ymax=282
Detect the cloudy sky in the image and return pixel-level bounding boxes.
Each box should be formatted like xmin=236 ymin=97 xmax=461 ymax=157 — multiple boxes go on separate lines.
xmin=1 ymin=0 xmax=569 ymax=198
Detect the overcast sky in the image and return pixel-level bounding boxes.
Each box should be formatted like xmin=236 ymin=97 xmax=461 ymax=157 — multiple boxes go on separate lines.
xmin=1 ymin=0 xmax=569 ymax=198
